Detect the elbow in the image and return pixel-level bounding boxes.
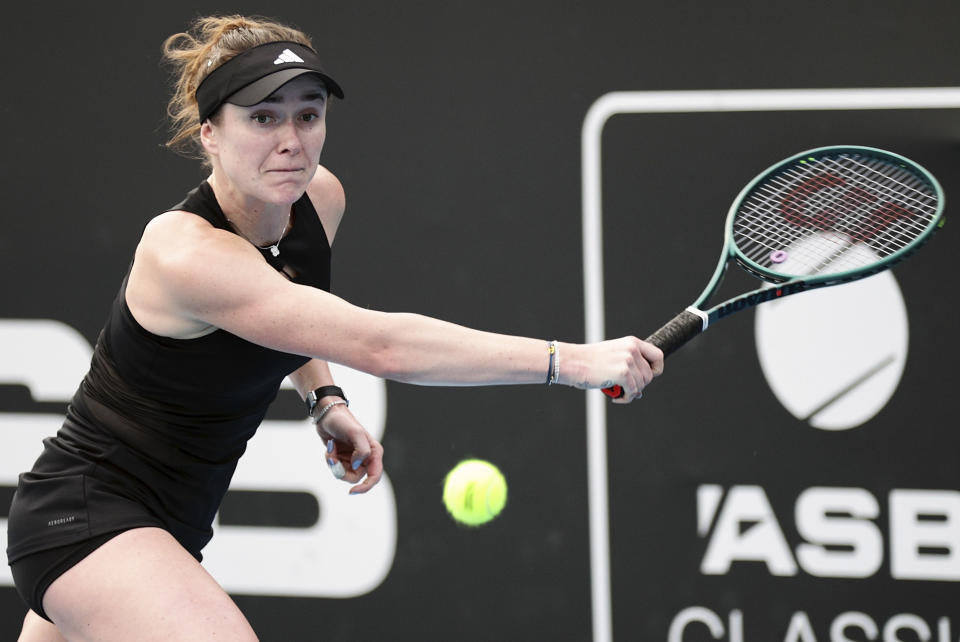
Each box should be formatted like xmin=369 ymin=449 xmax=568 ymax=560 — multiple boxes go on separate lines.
xmin=330 ymin=311 xmax=426 ymax=384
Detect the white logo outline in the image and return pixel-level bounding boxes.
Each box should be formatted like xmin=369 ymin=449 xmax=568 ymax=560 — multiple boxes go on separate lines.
xmin=274 ymin=49 xmax=305 ymax=65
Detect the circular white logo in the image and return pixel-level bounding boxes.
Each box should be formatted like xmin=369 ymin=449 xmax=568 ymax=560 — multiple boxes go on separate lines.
xmin=754 ymin=269 xmax=908 ymax=431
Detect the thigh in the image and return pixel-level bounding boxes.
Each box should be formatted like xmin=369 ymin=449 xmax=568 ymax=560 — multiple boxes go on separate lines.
xmin=42 ymin=527 xmax=257 ymax=642
xmin=17 ymin=610 xmax=67 ymax=642
xmin=11 ymin=531 xmax=124 ymax=623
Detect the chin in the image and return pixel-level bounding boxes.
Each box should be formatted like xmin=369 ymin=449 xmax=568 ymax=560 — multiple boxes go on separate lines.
xmin=264 ymin=183 xmax=308 ymax=204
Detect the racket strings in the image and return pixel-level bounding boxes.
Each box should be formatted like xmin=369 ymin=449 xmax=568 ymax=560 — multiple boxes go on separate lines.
xmin=818 ymin=157 xmax=936 ymax=239
xmin=739 ymin=173 xmax=920 ymax=261
xmin=750 ymin=163 xmax=933 ymax=251
xmin=732 ymin=152 xmax=939 ymax=277
xmin=786 ymin=156 xmax=935 ymax=238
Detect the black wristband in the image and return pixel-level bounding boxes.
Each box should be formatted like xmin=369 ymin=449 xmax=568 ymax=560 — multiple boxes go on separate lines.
xmin=305 ymin=385 xmax=348 ymax=416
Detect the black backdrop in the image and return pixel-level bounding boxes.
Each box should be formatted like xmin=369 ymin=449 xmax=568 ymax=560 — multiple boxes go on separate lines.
xmin=2 ymin=2 xmax=959 ymax=640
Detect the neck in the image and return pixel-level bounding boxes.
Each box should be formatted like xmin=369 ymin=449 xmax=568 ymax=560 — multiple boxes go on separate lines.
xmin=206 ymin=174 xmax=292 ymax=247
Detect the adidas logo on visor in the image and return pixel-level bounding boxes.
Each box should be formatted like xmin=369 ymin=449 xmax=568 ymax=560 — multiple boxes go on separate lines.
xmin=274 ymin=49 xmax=305 ymax=65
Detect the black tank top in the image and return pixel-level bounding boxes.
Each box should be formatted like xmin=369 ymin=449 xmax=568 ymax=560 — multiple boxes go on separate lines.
xmin=64 ymin=181 xmax=331 ymax=553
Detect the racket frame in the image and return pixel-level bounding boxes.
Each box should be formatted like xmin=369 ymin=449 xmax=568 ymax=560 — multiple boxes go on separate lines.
xmin=692 ymin=145 xmax=944 ymax=332
xmin=603 ymin=145 xmax=944 ymax=398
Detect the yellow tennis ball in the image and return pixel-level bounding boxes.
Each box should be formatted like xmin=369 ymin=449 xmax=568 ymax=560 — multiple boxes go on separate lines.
xmin=442 ymin=459 xmax=507 ymax=526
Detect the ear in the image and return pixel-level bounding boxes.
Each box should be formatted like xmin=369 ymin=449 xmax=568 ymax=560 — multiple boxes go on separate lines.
xmin=199 ymin=120 xmax=218 ymax=155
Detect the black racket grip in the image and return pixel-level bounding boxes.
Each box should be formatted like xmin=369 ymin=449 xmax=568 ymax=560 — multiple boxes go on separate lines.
xmin=602 ymin=309 xmax=705 ymax=399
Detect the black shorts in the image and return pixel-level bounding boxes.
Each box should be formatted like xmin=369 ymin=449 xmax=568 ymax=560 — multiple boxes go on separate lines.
xmin=6 ymin=425 xmax=187 ymax=621
xmin=9 ymin=530 xmax=125 ymax=622
xmin=6 ymin=433 xmax=168 ymax=557
xmin=7 ymin=394 xmax=228 ymax=623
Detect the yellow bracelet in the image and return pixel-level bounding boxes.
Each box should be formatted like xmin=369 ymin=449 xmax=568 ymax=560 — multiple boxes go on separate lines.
xmin=546 ymin=340 xmax=559 ymax=385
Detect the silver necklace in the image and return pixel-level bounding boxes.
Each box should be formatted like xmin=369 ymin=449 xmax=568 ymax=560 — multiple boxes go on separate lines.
xmin=231 ymin=211 xmax=290 ymax=257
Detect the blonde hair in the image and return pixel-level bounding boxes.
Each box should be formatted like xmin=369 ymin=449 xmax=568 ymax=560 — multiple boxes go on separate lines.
xmin=162 ymin=15 xmax=314 ymax=159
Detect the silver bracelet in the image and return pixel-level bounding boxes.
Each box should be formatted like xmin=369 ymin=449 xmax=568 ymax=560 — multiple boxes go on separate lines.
xmin=313 ymin=399 xmax=349 ymax=425
xmin=552 ymin=341 xmax=560 ymax=385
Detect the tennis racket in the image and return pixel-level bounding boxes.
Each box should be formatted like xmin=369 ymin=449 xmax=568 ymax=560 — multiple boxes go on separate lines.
xmin=604 ymin=145 xmax=945 ymax=399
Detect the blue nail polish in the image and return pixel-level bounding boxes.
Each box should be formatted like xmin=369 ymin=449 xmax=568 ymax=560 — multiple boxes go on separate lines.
xmin=326 ymin=440 xmax=334 ymax=453
xmin=352 ymin=458 xmax=363 ymax=471
xmin=327 ymin=458 xmax=336 ymax=467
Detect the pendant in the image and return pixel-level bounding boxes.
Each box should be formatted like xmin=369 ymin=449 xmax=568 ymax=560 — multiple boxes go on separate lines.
xmin=268 ymin=245 xmax=280 ymax=257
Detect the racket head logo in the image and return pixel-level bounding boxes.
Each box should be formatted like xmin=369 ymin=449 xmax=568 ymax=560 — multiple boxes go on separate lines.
xmin=776 ymin=171 xmax=916 ymax=246
xmin=779 ymin=171 xmax=845 ymax=231
xmin=726 ymin=146 xmax=944 ymax=285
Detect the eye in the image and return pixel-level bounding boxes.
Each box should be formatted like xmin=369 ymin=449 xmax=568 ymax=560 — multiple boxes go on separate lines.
xmin=300 ymin=112 xmax=320 ymax=123
xmin=251 ymin=112 xmax=276 ymax=125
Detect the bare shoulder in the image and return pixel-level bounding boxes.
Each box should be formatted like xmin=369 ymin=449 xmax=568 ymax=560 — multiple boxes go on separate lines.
xmin=140 ymin=209 xmax=213 ymax=245
xmin=137 ymin=210 xmax=245 ymax=279
xmin=305 ymin=165 xmax=346 ymax=242
xmin=128 ymin=210 xmax=261 ymax=337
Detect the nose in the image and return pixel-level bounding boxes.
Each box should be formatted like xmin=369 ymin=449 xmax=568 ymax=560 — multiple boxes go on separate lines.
xmin=276 ymin=121 xmax=302 ymax=155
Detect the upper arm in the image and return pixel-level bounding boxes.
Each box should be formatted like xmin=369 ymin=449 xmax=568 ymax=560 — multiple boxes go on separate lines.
xmin=129 ymin=210 xmax=388 ymax=370
xmin=306 ymin=165 xmax=346 ymax=243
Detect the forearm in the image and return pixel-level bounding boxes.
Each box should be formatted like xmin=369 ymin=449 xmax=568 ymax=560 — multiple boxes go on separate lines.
xmin=288 ymin=359 xmax=337 ymax=400
xmin=365 ymin=312 xmax=564 ymax=387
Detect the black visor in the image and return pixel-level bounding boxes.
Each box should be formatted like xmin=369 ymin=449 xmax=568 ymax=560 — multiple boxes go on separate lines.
xmin=196 ymin=41 xmax=344 ymax=123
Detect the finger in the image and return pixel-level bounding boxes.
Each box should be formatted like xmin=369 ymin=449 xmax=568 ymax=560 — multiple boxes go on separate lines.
xmin=339 ymin=440 xmax=381 ymax=491
xmin=613 ymin=389 xmax=642 ymax=404
xmin=638 ymin=359 xmax=654 ymax=389
xmin=328 ymin=458 xmax=347 ymax=479
xmin=610 ymin=372 xmax=639 ymax=404
xmin=619 ymin=357 xmax=651 ymax=403
xmin=319 ymin=435 xmax=344 ymax=479
xmin=349 ymin=441 xmax=384 ymax=495
xmin=348 ymin=437 xmax=372 ymax=475
xmin=639 ymin=342 xmax=665 ymax=376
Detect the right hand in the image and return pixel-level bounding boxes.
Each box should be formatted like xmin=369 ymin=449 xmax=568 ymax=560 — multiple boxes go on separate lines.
xmin=315 ymin=404 xmax=384 ymax=494
xmin=560 ymin=337 xmax=664 ymax=403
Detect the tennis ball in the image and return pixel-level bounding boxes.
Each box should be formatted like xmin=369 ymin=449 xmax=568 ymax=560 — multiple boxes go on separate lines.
xmin=442 ymin=459 xmax=507 ymax=526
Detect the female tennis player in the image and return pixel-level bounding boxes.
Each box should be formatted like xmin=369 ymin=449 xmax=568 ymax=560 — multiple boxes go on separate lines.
xmin=6 ymin=15 xmax=663 ymax=641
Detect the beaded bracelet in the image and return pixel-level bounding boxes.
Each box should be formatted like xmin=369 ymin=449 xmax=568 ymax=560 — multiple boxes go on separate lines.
xmin=305 ymin=385 xmax=348 ymax=417
xmin=553 ymin=341 xmax=560 ymax=385
xmin=313 ymin=399 xmax=349 ymax=425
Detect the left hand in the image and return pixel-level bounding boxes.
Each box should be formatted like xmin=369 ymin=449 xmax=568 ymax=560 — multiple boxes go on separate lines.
xmin=314 ymin=404 xmax=384 ymax=494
